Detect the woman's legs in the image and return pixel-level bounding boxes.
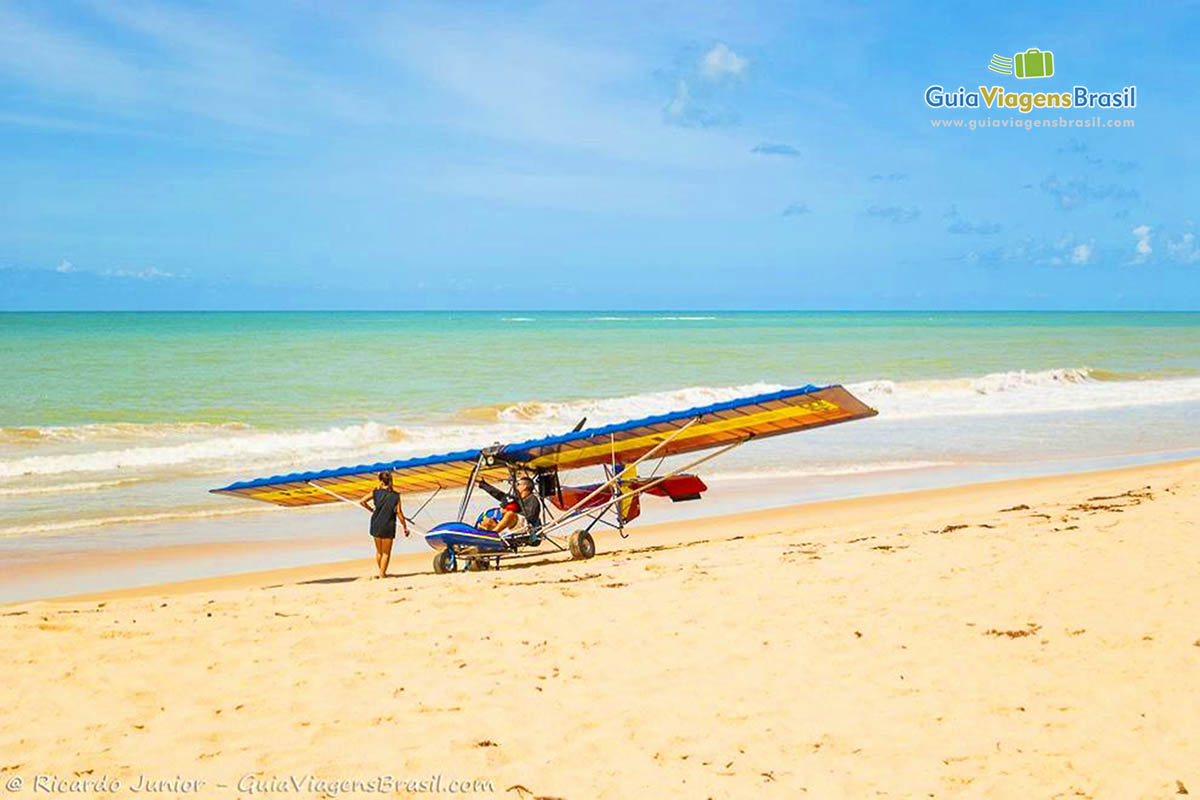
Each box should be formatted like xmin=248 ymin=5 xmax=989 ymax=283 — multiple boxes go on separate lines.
xmin=378 ymin=536 xmax=394 ymax=578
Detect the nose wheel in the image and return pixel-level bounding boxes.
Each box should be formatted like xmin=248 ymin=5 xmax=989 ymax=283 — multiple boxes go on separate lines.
xmin=433 ymin=548 xmax=457 ymax=574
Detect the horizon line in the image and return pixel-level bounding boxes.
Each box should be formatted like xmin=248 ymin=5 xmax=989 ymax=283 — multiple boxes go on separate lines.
xmin=2 ymin=308 xmax=1199 ymax=314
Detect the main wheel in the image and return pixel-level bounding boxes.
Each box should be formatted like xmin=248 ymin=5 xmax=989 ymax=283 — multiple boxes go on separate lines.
xmin=465 ymin=557 xmax=491 ymax=572
xmin=568 ymin=530 xmax=596 ymax=560
xmin=433 ymin=548 xmax=457 ymax=574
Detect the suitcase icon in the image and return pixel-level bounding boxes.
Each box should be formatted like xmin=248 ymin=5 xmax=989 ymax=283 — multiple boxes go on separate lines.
xmin=1014 ymin=48 xmax=1054 ymax=79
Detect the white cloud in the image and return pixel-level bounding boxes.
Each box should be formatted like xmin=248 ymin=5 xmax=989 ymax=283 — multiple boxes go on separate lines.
xmin=56 ymin=259 xmax=75 ymax=273
xmin=103 ymin=267 xmax=175 ymax=280
xmin=865 ymin=204 xmax=920 ymax=224
xmin=1131 ymin=224 xmax=1152 ymax=263
xmin=1166 ymin=231 xmax=1200 ymax=264
xmin=382 ymin=22 xmax=745 ymax=167
xmin=1069 ymin=241 xmax=1095 ymax=265
xmin=1047 ymin=236 xmax=1094 ymax=265
xmin=0 ymin=6 xmax=143 ymax=104
xmin=700 ymin=43 xmax=748 ymax=80
xmin=0 ymin=4 xmax=386 ymax=140
xmin=664 ymin=79 xmax=690 ymax=119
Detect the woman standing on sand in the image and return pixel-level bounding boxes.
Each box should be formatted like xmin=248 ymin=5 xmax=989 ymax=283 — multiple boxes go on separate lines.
xmin=359 ymin=471 xmax=408 ymax=578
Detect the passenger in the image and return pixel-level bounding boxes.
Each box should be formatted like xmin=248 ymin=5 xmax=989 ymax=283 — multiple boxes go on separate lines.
xmin=476 ymin=500 xmax=520 ymax=532
xmin=478 ymin=476 xmax=542 ymax=544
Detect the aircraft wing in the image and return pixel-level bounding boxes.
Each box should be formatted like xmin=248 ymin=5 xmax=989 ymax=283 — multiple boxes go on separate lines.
xmin=210 ymin=384 xmax=876 ymax=507
xmin=499 ymin=384 xmax=876 ymax=471
xmin=209 ymin=446 xmax=514 ymax=507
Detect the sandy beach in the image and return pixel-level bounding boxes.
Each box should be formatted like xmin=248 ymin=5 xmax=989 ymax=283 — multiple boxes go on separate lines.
xmin=3 ymin=458 xmax=1198 ymax=798
xmin=4 ymin=0 xmax=1197 ymax=795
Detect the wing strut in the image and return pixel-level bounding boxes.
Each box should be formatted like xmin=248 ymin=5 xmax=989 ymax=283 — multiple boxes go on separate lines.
xmin=540 ymin=438 xmax=744 ymax=538
xmin=457 ymin=454 xmax=486 ymax=523
xmin=306 ymin=481 xmax=428 ymax=532
xmin=550 ymin=416 xmax=699 ymax=523
xmin=307 ymin=481 xmax=368 ymax=509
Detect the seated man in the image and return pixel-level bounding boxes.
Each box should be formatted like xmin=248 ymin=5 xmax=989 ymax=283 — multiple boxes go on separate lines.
xmin=478 ymin=476 xmax=543 ymax=544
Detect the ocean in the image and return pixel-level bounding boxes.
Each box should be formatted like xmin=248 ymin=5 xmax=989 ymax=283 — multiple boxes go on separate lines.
xmin=2 ymin=311 xmax=1199 ymax=569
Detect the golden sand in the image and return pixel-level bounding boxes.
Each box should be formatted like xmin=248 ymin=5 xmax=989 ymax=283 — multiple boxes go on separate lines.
xmin=3 ymin=460 xmax=1198 ymax=798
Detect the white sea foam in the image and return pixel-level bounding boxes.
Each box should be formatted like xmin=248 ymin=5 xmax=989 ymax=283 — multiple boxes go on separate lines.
xmin=847 ymin=367 xmax=1200 ymax=420
xmin=495 ymin=383 xmax=789 ymax=425
xmin=494 ymin=368 xmax=1200 ymax=429
xmin=0 ymin=478 xmax=145 ymax=497
xmin=1 ymin=369 xmax=1198 ymax=482
xmin=0 ymin=421 xmax=250 ymax=445
xmin=0 ymin=422 xmax=410 ymax=479
xmin=0 ymin=506 xmax=272 ymax=538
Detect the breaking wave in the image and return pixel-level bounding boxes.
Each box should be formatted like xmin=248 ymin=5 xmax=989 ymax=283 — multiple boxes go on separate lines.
xmin=0 ymin=421 xmax=411 ymax=479
xmin=0 ymin=478 xmax=146 ymax=497
xmin=0 ymin=505 xmax=272 ymax=539
xmin=0 ymin=421 xmax=250 ymax=445
xmin=1 ymin=368 xmax=1198 ymax=482
xmin=494 ymin=383 xmax=788 ymax=425
xmin=847 ymin=367 xmax=1200 ymax=420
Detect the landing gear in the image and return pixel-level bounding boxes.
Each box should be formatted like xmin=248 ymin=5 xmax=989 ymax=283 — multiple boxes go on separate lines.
xmin=433 ymin=548 xmax=457 ymax=574
xmin=464 ymin=557 xmax=491 ymax=572
xmin=568 ymin=530 xmax=596 ymax=560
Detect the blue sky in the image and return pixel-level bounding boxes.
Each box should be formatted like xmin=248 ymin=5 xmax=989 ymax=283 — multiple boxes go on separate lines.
xmin=0 ymin=0 xmax=1197 ymax=310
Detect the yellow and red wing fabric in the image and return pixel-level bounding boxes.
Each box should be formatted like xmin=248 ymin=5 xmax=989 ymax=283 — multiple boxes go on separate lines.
xmin=210 ymin=384 xmax=877 ymax=508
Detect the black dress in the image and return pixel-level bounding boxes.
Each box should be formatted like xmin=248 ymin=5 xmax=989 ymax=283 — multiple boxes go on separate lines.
xmin=370 ymin=488 xmax=399 ymax=539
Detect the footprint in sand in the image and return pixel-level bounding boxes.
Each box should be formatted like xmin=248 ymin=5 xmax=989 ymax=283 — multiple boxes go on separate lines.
xmin=984 ymin=623 xmax=1041 ymax=639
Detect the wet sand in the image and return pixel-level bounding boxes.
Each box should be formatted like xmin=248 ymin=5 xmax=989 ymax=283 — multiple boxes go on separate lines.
xmin=3 ymin=459 xmax=1198 ymax=797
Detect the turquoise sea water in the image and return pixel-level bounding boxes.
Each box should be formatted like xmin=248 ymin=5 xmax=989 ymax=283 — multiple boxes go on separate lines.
xmin=1 ymin=311 xmax=1198 ymax=555
xmin=3 ymin=311 xmax=1199 ymax=429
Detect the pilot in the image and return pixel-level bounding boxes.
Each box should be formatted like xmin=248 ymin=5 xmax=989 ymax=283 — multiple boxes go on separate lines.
xmin=513 ymin=476 xmax=543 ymax=544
